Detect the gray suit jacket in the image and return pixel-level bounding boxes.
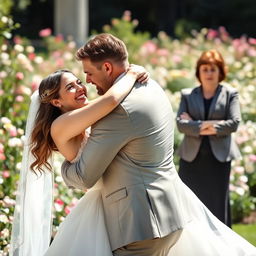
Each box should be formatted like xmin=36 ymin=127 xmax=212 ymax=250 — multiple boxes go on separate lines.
xmin=61 ymin=78 xmax=191 ymax=251
xmin=176 ymin=85 xmax=241 ymax=162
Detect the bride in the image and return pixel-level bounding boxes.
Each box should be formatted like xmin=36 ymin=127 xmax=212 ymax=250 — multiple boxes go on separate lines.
xmin=10 ymin=67 xmax=256 ymax=256
xmin=10 ymin=66 xmax=148 ymax=256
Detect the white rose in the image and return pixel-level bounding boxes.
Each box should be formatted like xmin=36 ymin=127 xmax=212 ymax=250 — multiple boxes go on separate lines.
xmin=14 ymin=44 xmax=24 ymax=52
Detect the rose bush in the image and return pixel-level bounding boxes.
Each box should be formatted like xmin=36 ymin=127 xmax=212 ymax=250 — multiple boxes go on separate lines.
xmin=0 ymin=12 xmax=256 ymax=253
xmin=0 ymin=18 xmax=85 ymax=254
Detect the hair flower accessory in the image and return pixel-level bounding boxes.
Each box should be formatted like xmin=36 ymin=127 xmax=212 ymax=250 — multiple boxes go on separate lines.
xmin=40 ymin=89 xmax=51 ymax=99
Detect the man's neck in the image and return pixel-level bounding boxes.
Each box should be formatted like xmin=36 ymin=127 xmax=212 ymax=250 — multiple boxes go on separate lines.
xmin=111 ymin=61 xmax=129 ymax=84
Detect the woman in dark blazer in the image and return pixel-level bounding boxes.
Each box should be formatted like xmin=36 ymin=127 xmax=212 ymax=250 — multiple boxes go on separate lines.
xmin=176 ymin=49 xmax=241 ymax=227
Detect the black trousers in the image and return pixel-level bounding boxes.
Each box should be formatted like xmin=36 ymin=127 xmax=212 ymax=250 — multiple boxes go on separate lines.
xmin=178 ymin=138 xmax=232 ymax=227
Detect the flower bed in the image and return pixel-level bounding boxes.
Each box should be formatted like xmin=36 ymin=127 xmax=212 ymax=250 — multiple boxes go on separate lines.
xmin=0 ymin=12 xmax=256 ymax=253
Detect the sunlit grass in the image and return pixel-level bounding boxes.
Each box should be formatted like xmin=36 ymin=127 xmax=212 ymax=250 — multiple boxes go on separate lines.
xmin=232 ymin=224 xmax=256 ymax=246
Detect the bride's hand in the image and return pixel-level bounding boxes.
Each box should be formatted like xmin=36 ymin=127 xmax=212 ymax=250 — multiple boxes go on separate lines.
xmin=127 ymin=64 xmax=150 ymax=84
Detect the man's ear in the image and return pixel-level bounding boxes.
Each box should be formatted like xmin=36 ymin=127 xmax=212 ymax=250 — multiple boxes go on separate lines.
xmin=50 ymin=99 xmax=61 ymax=108
xmin=103 ymin=62 xmax=113 ymax=75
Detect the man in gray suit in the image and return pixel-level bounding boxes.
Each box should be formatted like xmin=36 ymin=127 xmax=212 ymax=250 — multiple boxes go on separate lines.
xmin=61 ymin=33 xmax=188 ymax=255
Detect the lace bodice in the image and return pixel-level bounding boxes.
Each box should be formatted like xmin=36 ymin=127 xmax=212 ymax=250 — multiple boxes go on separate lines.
xmin=70 ymin=136 xmax=88 ymax=163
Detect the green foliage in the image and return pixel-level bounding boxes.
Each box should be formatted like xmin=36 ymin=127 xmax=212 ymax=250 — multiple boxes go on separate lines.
xmin=231 ymin=191 xmax=256 ymax=223
xmin=166 ymin=76 xmax=193 ymax=92
xmin=0 ymin=0 xmax=13 ymax=16
xmin=16 ymin=0 xmax=31 ymax=10
xmin=0 ymin=0 xmax=21 ymax=43
xmin=1 ymin=12 xmax=256 ymax=253
xmin=0 ymin=30 xmax=33 ymax=252
xmin=92 ymin=11 xmax=150 ymax=63
xmin=174 ymin=18 xmax=200 ymax=40
xmin=232 ymin=224 xmax=256 ymax=246
xmin=0 ymin=16 xmax=20 ymax=43
xmin=0 ymin=23 xmax=85 ymax=252
xmin=1 ymin=0 xmax=35 ymax=12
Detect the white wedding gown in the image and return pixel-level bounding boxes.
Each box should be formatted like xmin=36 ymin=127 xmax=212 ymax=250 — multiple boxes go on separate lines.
xmin=45 ymin=138 xmax=113 ymax=256
xmin=45 ymin=181 xmax=113 ymax=256
xmin=45 ymin=140 xmax=256 ymax=256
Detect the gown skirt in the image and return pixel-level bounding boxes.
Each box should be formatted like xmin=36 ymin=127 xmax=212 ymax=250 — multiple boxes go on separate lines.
xmin=44 ymin=177 xmax=256 ymax=256
xmin=45 ymin=185 xmax=113 ymax=256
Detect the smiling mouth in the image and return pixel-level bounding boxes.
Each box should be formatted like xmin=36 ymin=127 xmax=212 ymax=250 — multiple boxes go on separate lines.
xmin=76 ymin=93 xmax=87 ymax=100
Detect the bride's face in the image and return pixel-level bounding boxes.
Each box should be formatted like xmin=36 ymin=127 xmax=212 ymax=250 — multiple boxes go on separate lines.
xmin=55 ymin=73 xmax=89 ymax=112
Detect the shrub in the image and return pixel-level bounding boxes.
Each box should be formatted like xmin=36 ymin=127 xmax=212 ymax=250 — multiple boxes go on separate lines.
xmin=1 ymin=12 xmax=256 ymax=253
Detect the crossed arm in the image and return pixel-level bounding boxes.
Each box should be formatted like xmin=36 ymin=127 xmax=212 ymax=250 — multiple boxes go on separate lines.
xmin=177 ymin=91 xmax=241 ymax=137
xmin=177 ymin=90 xmax=241 ymax=137
xmin=179 ymin=112 xmax=221 ymax=135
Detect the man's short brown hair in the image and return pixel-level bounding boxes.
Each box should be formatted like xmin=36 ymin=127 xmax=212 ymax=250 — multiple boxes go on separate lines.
xmin=76 ymin=33 xmax=128 ymax=65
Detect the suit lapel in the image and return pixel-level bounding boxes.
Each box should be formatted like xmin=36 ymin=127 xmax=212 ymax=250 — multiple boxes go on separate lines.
xmin=194 ymin=86 xmax=205 ymax=120
xmin=208 ymin=85 xmax=222 ymax=119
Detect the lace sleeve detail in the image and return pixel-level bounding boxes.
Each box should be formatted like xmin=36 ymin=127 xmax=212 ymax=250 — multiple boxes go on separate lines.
xmin=69 ymin=128 xmax=103 ymax=191
xmin=70 ymin=133 xmax=89 ymax=163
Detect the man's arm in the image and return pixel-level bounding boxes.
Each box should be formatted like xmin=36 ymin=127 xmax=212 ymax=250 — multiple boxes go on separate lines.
xmin=61 ymin=106 xmax=133 ymax=190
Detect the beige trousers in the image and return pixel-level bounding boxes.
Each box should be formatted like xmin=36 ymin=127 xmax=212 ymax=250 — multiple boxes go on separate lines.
xmin=113 ymin=229 xmax=182 ymax=256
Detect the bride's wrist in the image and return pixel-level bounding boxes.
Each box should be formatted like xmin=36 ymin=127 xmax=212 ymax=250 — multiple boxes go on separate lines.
xmin=126 ymin=69 xmax=139 ymax=79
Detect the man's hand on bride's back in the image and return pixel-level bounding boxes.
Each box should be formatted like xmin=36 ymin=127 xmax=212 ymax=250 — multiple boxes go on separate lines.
xmin=127 ymin=64 xmax=149 ymax=84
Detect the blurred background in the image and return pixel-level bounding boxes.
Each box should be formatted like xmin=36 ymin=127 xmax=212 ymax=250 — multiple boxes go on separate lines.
xmin=10 ymin=0 xmax=256 ymax=40
xmin=0 ymin=0 xmax=256 ymax=254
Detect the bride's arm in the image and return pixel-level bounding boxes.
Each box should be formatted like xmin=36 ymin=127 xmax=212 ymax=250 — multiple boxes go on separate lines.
xmin=51 ymin=65 xmax=148 ymax=160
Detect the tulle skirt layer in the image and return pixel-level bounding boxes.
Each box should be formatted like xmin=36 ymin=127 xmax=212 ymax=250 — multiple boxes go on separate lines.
xmin=44 ymin=189 xmax=112 ymax=256
xmin=45 ymin=180 xmax=256 ymax=256
xmin=169 ymin=182 xmax=256 ymax=256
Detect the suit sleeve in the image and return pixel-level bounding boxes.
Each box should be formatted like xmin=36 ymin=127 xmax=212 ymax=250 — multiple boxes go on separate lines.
xmin=61 ymin=106 xmax=133 ymax=190
xmin=214 ymin=90 xmax=241 ymax=137
xmin=176 ymin=90 xmax=202 ymax=137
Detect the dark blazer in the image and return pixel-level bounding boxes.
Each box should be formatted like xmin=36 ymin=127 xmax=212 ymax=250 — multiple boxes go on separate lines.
xmin=176 ymin=84 xmax=241 ymax=162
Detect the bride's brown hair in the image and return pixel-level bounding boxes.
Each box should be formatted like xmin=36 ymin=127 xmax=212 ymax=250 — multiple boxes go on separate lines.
xmin=30 ymin=69 xmax=73 ymax=173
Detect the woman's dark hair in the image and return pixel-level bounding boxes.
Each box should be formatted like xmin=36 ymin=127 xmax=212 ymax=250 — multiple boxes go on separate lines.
xmin=196 ymin=49 xmax=227 ymax=83
xmin=30 ymin=69 xmax=73 ymax=173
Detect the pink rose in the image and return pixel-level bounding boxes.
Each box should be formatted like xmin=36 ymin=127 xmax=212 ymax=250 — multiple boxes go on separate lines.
xmin=55 ymin=34 xmax=64 ymax=42
xmin=13 ymin=36 xmax=22 ymax=44
xmin=248 ymin=38 xmax=256 ymax=45
xmin=28 ymin=52 xmax=36 ymax=61
xmin=249 ymin=154 xmax=256 ymax=162
xmin=0 ymin=143 xmax=4 ymax=153
xmin=56 ymin=58 xmax=64 ymax=67
xmin=39 ymin=28 xmax=52 ymax=37
xmin=52 ymin=51 xmax=62 ymax=58
xmin=142 ymin=41 xmax=157 ymax=54
xmin=15 ymin=95 xmax=24 ymax=102
xmin=31 ymin=82 xmax=39 ymax=91
xmin=55 ymin=199 xmax=64 ymax=205
xmin=3 ymin=171 xmax=10 ymax=178
xmin=16 ymin=72 xmax=24 ymax=80
xmin=156 ymin=48 xmax=169 ymax=57
xmin=207 ymin=29 xmax=218 ymax=40
xmin=0 ymin=153 xmax=6 ymax=161
xmin=172 ymin=55 xmax=182 ymax=64
xmin=122 ymin=10 xmax=131 ymax=22
xmin=64 ymin=206 xmax=71 ymax=215
xmin=9 ymin=126 xmax=17 ymax=137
